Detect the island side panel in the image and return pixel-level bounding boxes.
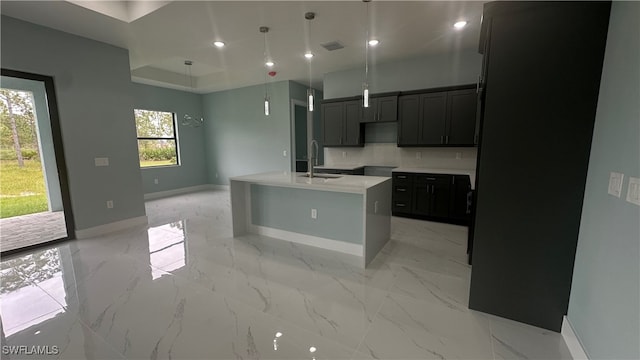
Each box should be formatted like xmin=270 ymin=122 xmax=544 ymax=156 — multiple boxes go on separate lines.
xmin=230 ymin=180 xmax=249 ymax=237
xmin=249 ymin=184 xmax=364 ymax=255
xmin=364 ymin=179 xmax=392 ymax=266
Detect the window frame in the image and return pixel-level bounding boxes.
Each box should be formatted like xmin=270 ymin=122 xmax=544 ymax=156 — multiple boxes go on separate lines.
xmin=134 ymin=109 xmax=180 ymax=169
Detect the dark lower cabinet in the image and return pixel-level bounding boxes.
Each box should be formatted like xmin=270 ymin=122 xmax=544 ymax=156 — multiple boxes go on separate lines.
xmin=451 ymin=175 xmax=472 ymax=222
xmin=392 ymin=172 xmax=468 ymax=225
xmin=469 ymin=1 xmax=611 ymax=332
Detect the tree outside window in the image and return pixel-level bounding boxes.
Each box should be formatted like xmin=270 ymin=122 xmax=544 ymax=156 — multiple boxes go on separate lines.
xmin=134 ymin=109 xmax=179 ymax=168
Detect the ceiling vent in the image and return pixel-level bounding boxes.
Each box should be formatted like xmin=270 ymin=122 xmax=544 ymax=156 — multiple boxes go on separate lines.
xmin=321 ymin=41 xmax=345 ymax=51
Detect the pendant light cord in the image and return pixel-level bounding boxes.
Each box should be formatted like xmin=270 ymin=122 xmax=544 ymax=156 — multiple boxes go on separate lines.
xmin=365 ymin=0 xmax=370 ymax=84
xmin=263 ymin=30 xmax=268 ymax=98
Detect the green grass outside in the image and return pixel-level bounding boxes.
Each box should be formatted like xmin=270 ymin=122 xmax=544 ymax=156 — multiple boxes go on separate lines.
xmin=0 ymin=159 xmax=48 ymax=219
xmin=140 ymin=160 xmax=177 ymax=167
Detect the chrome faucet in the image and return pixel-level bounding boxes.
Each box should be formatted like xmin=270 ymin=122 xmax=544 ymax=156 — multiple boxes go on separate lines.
xmin=308 ymin=139 xmax=319 ymax=177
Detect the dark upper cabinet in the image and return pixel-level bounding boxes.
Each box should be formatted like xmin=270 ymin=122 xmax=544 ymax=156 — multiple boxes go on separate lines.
xmin=321 ymin=100 xmax=363 ymax=147
xmin=397 ymin=95 xmax=420 ymax=145
xmin=322 ymin=102 xmax=344 ymax=146
xmin=447 ymin=89 xmax=477 ymax=145
xmin=361 ymin=95 xmax=398 ymax=123
xmin=468 ymin=1 xmax=611 ymax=332
xmin=344 ymin=101 xmax=362 ymax=146
xmin=420 ymin=92 xmax=448 ymax=145
xmin=398 ymin=86 xmax=477 ymax=146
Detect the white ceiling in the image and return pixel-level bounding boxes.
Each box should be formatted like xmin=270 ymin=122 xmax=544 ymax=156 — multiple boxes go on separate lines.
xmin=0 ymin=1 xmax=486 ymax=94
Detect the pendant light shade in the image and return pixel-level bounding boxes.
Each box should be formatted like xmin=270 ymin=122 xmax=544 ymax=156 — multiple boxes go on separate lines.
xmin=264 ymin=97 xmax=271 ymax=116
xmin=307 ymin=88 xmax=315 ymax=112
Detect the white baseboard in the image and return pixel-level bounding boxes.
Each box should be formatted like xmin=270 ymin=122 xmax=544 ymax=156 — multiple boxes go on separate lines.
xmin=76 ymin=215 xmax=148 ymax=239
xmin=249 ymin=224 xmax=363 ymax=257
xmin=210 ymin=184 xmax=230 ymax=191
xmin=562 ymin=316 xmax=589 ymax=360
xmin=144 ymin=184 xmax=213 ymax=200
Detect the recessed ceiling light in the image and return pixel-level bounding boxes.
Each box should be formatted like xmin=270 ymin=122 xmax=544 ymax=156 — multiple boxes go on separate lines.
xmin=265 ymin=61 xmax=275 ymax=67
xmin=304 ymin=52 xmax=314 ymax=59
xmin=454 ymin=21 xmax=468 ymax=29
xmin=309 ymin=347 xmax=317 ymax=353
xmin=213 ymin=41 xmax=225 ymax=48
xmin=368 ymin=39 xmax=379 ymax=46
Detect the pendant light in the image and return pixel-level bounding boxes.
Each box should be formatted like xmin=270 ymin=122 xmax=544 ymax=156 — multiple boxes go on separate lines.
xmin=305 ymin=12 xmax=316 ymax=112
xmin=182 ymin=60 xmax=204 ymax=127
xmin=362 ymin=0 xmax=371 ymax=108
xmin=260 ymin=26 xmax=271 ymax=116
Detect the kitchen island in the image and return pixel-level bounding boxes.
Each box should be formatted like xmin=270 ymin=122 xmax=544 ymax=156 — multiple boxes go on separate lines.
xmin=230 ymin=171 xmax=391 ymax=267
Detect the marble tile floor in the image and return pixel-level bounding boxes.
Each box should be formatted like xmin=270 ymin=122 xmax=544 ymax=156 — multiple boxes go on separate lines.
xmin=0 ymin=211 xmax=67 ymax=253
xmin=0 ymin=189 xmax=572 ymax=359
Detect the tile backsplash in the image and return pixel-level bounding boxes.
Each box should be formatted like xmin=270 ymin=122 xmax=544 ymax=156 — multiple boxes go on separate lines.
xmin=324 ymin=143 xmax=477 ymax=170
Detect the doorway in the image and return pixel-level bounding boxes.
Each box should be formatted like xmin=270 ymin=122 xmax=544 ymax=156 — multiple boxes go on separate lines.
xmin=291 ymin=100 xmax=323 ymax=173
xmin=0 ymin=69 xmax=74 ymax=255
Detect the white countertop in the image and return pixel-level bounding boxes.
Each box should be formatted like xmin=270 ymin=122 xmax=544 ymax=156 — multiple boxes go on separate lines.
xmin=392 ymin=167 xmax=476 ymax=189
xmin=230 ymin=171 xmax=390 ymax=194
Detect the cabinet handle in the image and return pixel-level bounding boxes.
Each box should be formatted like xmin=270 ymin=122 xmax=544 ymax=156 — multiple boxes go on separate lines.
xmin=476 ymin=75 xmax=480 ymax=93
xmin=440 ymin=135 xmax=444 ymax=144
xmin=446 ymin=135 xmax=449 ymax=144
xmin=431 ymin=185 xmax=435 ymax=194
xmin=426 ymin=177 xmax=436 ymax=181
xmin=397 ymin=188 xmax=407 ymax=192
xmin=474 ymin=134 xmax=479 ymax=144
xmin=452 ymin=177 xmax=455 ymax=185
xmin=396 ymin=203 xmax=406 ymax=207
xmin=397 ymin=175 xmax=407 ymax=179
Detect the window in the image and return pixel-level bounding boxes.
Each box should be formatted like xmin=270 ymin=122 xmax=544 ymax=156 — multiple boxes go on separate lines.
xmin=134 ymin=109 xmax=179 ymax=168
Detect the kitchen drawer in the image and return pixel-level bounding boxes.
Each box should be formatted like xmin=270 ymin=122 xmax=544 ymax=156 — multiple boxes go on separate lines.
xmin=393 ymin=200 xmax=412 ymax=213
xmin=416 ymin=174 xmax=451 ymax=184
xmin=393 ymin=185 xmax=413 ymax=200
xmin=393 ymin=172 xmax=414 ymax=184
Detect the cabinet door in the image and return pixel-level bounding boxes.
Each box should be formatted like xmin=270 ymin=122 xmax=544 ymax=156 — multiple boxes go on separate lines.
xmin=447 ymin=89 xmax=477 ymax=145
xmin=419 ymin=92 xmax=447 ymax=145
xmin=361 ymin=98 xmax=377 ymax=123
xmin=412 ymin=184 xmax=431 ymax=216
xmin=451 ymin=175 xmax=471 ymax=221
xmin=322 ymin=103 xmax=344 ymax=146
xmin=398 ymin=95 xmax=420 ymax=146
xmin=377 ymin=96 xmax=398 ymax=122
xmin=430 ymin=181 xmax=452 ymax=218
xmin=343 ymin=100 xmax=362 ymax=146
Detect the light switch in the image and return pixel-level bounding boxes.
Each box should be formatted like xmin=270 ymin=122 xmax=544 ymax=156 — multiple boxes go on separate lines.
xmin=94 ymin=157 xmax=109 ymax=167
xmin=626 ymin=177 xmax=640 ymax=206
xmin=608 ymin=172 xmax=624 ymax=198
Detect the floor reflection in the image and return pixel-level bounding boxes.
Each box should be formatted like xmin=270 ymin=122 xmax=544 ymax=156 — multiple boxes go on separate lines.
xmin=0 ymin=248 xmax=66 ymax=336
xmin=148 ymin=221 xmax=187 ymax=279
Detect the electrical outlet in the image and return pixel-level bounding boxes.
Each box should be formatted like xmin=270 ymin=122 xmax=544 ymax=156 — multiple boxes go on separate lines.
xmin=94 ymin=157 xmax=109 ymax=167
xmin=342 ymin=151 xmax=347 ymax=158
xmin=456 ymin=152 xmax=463 ymax=160
xmin=283 ymin=150 xmax=287 ymax=157
xmin=626 ymin=177 xmax=640 ymax=206
xmin=311 ymin=208 xmax=317 ymax=219
xmin=374 ymin=201 xmax=379 ymax=214
xmin=416 ymin=152 xmax=421 ymax=160
xmin=608 ymin=172 xmax=624 ymax=198
xmin=154 ymin=178 xmax=159 ymax=184
xmin=106 ymin=200 xmax=114 ymax=209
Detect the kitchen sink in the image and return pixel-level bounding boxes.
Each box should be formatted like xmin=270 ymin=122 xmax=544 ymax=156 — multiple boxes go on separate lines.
xmin=298 ymin=173 xmax=343 ymax=179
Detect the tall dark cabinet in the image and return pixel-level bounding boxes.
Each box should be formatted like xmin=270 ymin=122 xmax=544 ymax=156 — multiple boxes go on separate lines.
xmin=469 ymin=1 xmax=611 ymax=332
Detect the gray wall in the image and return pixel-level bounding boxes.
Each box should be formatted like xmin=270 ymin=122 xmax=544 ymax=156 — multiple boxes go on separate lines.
xmin=1 ymin=76 xmax=63 ymax=211
xmin=567 ymin=2 xmax=640 ymax=359
xmin=203 ymin=80 xmax=292 ymax=184
xmin=1 ymin=16 xmax=146 ymax=230
xmin=131 ymin=83 xmax=207 ymax=194
xmin=323 ymin=50 xmax=482 ymax=99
